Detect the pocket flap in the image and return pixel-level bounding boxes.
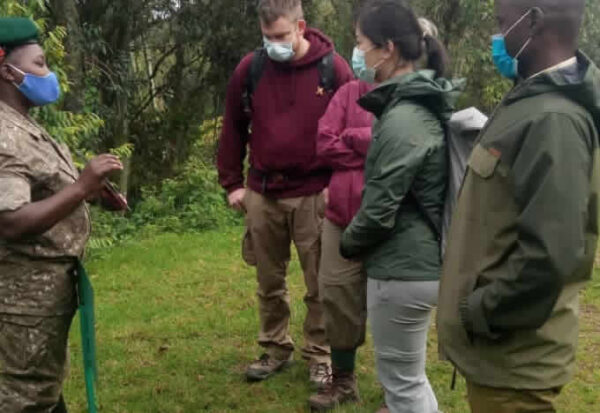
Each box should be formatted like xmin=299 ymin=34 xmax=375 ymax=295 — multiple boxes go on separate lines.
xmin=468 ymin=144 xmax=500 ymax=178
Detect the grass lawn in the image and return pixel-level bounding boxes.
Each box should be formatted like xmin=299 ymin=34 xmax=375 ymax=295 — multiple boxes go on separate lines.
xmin=63 ymin=228 xmax=600 ymax=412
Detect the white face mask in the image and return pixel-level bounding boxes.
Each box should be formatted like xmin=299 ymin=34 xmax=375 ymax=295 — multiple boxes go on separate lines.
xmin=263 ymin=37 xmax=295 ymax=62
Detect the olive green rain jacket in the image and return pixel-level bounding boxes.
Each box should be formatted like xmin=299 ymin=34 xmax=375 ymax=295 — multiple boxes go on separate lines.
xmin=438 ymin=52 xmax=600 ymax=389
xmin=340 ymin=70 xmax=462 ymax=280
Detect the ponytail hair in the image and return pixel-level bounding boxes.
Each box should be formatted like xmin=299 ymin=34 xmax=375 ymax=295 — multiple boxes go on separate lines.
xmin=358 ymin=0 xmax=450 ymax=78
xmin=419 ymin=18 xmax=450 ymax=78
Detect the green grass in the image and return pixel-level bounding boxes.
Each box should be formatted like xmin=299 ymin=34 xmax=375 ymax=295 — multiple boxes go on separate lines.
xmin=63 ymin=228 xmax=600 ymax=412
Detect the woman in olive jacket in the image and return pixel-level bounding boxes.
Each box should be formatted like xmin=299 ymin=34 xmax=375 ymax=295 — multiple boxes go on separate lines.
xmin=340 ymin=1 xmax=462 ymax=412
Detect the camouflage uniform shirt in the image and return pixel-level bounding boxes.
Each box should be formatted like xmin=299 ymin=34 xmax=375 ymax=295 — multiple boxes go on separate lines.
xmin=0 ymin=100 xmax=90 ymax=316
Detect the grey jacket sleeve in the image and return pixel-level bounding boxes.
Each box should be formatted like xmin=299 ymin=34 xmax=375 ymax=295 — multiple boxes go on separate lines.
xmin=462 ymin=113 xmax=593 ymax=338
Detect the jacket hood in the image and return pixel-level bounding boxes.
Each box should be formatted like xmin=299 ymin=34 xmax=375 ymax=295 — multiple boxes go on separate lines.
xmin=287 ymin=28 xmax=334 ymax=68
xmin=358 ymin=70 xmax=465 ymax=122
xmin=507 ymin=52 xmax=600 ymax=130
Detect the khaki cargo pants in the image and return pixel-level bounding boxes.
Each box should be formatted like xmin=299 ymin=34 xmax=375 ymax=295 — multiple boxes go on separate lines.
xmin=0 ymin=313 xmax=73 ymax=413
xmin=243 ymin=189 xmax=330 ymax=364
xmin=318 ymin=218 xmax=367 ymax=350
xmin=467 ymin=381 xmax=562 ymax=413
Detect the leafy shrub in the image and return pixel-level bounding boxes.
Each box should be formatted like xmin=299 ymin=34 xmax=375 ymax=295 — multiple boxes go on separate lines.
xmin=88 ymin=117 xmax=241 ymax=253
xmin=131 ymin=164 xmax=240 ymax=232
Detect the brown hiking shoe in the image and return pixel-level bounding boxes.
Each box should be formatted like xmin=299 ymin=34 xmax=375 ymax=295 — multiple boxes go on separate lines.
xmin=309 ymin=362 xmax=332 ymax=388
xmin=245 ymin=353 xmax=293 ymax=382
xmin=308 ymin=368 xmax=359 ymax=411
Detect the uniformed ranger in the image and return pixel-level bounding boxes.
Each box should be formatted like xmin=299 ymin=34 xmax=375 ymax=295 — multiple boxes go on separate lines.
xmin=437 ymin=0 xmax=600 ymax=412
xmin=0 ymin=18 xmax=123 ymax=412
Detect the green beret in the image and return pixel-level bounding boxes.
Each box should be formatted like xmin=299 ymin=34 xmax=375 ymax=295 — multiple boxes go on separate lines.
xmin=0 ymin=18 xmax=39 ymax=52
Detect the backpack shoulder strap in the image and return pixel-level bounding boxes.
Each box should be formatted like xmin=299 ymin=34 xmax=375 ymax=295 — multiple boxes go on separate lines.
xmin=317 ymin=51 xmax=336 ymax=92
xmin=242 ymin=48 xmax=268 ymax=114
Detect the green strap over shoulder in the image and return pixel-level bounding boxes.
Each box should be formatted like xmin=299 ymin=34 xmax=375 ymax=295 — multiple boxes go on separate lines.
xmin=76 ymin=260 xmax=98 ymax=413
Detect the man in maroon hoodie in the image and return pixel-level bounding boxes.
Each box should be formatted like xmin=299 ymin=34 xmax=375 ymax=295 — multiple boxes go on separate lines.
xmin=217 ymin=0 xmax=353 ymax=386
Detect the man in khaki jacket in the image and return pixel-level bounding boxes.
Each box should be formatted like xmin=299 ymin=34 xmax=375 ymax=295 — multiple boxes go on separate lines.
xmin=437 ymin=0 xmax=600 ymax=412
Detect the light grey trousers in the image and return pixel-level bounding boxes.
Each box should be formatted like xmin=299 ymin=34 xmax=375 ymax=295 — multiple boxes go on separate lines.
xmin=367 ymin=278 xmax=440 ymax=413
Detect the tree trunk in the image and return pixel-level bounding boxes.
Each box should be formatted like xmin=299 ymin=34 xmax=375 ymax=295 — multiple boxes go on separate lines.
xmin=49 ymin=0 xmax=85 ymax=112
xmin=441 ymin=0 xmax=461 ymax=48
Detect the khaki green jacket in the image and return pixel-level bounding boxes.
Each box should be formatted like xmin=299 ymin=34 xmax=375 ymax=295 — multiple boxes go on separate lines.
xmin=438 ymin=52 xmax=600 ymax=389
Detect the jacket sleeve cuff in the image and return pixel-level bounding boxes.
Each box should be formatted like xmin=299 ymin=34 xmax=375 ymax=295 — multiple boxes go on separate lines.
xmin=339 ymin=229 xmax=358 ymax=259
xmin=341 ymin=128 xmax=371 ymax=156
xmin=460 ymin=289 xmax=501 ymax=341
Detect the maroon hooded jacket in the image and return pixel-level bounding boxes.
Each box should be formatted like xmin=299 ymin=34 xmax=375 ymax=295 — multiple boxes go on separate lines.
xmin=316 ymin=80 xmax=374 ymax=228
xmin=217 ymin=28 xmax=353 ymax=198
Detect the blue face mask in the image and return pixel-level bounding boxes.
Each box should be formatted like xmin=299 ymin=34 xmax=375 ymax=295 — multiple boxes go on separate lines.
xmin=352 ymin=46 xmax=381 ymax=84
xmin=492 ymin=35 xmax=519 ymax=79
xmin=491 ymin=9 xmax=533 ymax=80
xmin=9 ymin=64 xmax=61 ymax=106
xmin=263 ymin=37 xmax=295 ymax=62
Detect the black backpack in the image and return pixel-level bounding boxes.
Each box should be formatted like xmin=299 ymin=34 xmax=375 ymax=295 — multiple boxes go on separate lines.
xmin=242 ymin=48 xmax=337 ymax=115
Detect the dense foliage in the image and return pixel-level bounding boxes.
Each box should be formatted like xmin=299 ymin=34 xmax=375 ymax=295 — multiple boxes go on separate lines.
xmin=2 ymin=0 xmax=600 ymax=249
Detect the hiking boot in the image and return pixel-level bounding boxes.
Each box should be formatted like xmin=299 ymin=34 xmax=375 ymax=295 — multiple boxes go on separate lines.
xmin=245 ymin=353 xmax=293 ymax=382
xmin=309 ymin=362 xmax=332 ymax=388
xmin=308 ymin=368 xmax=359 ymax=411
